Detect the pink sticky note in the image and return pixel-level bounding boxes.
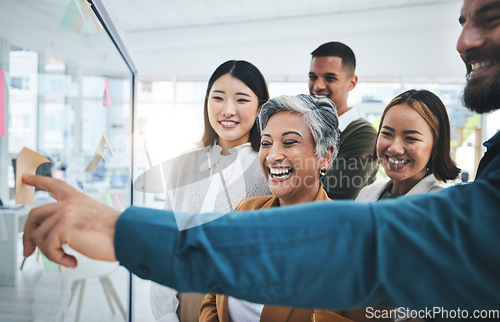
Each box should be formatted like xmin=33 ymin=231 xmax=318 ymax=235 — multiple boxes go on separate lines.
xmin=103 ymin=79 xmax=111 ymax=107
xmin=113 ymin=193 xmax=125 ymax=211
xmin=0 ymin=68 xmax=5 ymax=137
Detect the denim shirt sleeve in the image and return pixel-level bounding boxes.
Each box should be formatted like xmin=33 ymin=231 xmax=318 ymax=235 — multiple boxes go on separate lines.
xmin=115 ymin=156 xmax=500 ymax=311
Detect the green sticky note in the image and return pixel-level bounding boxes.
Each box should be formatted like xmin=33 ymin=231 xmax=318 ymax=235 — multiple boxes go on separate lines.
xmin=41 ymin=253 xmax=58 ymax=273
xmin=105 ymin=188 xmax=113 ymax=208
xmin=59 ymin=0 xmax=84 ymax=33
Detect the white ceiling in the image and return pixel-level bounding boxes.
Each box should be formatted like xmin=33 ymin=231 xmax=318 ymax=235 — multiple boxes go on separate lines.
xmin=0 ymin=0 xmax=466 ymax=80
xmin=100 ymin=0 xmax=466 ymax=80
xmin=105 ymin=0 xmax=455 ymax=33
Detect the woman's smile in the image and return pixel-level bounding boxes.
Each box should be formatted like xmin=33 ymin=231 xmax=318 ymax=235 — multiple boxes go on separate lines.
xmin=219 ymin=120 xmax=239 ymax=128
xmin=385 ymin=156 xmax=410 ymax=170
xmin=268 ymin=166 xmax=294 ymax=182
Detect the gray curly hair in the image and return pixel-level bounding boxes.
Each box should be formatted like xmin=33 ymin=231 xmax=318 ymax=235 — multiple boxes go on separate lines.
xmin=258 ymin=94 xmax=340 ymax=165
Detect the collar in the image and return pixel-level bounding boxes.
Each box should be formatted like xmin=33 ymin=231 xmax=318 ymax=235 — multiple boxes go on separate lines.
xmin=483 ymin=131 xmax=500 ymax=150
xmin=199 ymin=142 xmax=252 ymax=172
xmin=338 ymin=107 xmax=361 ymax=132
xmin=263 ymin=185 xmax=331 ymax=208
xmin=379 ymin=174 xmax=439 ymax=198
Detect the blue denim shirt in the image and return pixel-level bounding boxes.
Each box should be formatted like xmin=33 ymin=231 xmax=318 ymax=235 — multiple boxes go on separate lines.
xmin=116 ymin=132 xmax=500 ymax=312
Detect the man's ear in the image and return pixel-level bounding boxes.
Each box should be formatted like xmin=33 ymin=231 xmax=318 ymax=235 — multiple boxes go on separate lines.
xmin=348 ymin=74 xmax=358 ymax=92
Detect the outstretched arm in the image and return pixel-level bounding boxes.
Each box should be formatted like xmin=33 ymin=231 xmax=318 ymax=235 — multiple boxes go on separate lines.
xmin=22 ymin=158 xmax=500 ymax=311
xmin=22 ymin=174 xmax=119 ymax=267
xmin=115 ymin=173 xmax=500 ymax=311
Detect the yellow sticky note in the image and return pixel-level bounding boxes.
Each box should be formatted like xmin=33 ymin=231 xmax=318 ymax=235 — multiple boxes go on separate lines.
xmin=85 ymin=1 xmax=101 ymax=34
xmin=85 ymin=132 xmax=114 ymax=172
xmin=15 ymin=148 xmax=50 ymax=205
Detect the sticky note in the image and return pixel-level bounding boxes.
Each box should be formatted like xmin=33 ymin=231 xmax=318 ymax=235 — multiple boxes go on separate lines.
xmin=85 ymin=143 xmax=105 ymax=172
xmin=0 ymin=68 xmax=5 ymax=137
xmin=15 ymin=148 xmax=50 ymax=205
xmin=85 ymin=1 xmax=101 ymax=33
xmin=105 ymin=188 xmax=113 ymax=207
xmin=41 ymin=253 xmax=58 ymax=273
xmin=70 ymin=1 xmax=100 ymax=34
xmin=103 ymin=79 xmax=111 ymax=107
xmin=73 ymin=0 xmax=91 ymax=33
xmin=59 ymin=0 xmax=82 ymax=33
xmin=85 ymin=132 xmax=114 ymax=172
xmin=113 ymin=193 xmax=125 ymax=211
xmin=72 ymin=12 xmax=85 ymax=34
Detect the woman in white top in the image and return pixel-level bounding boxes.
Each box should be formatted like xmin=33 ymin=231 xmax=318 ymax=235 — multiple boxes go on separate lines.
xmin=356 ymin=89 xmax=460 ymax=203
xmin=321 ymin=89 xmax=462 ymax=322
xmin=150 ymin=60 xmax=271 ymax=322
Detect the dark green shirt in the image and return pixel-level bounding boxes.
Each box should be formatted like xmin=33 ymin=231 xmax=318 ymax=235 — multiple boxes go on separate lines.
xmin=323 ymin=118 xmax=379 ymax=200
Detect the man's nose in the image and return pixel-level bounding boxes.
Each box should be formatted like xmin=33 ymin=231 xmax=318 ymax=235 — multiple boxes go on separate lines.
xmin=314 ymin=78 xmax=326 ymax=90
xmin=457 ymin=21 xmax=485 ymax=56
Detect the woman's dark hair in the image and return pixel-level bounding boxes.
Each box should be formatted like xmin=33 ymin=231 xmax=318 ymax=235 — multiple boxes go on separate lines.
xmin=376 ymin=89 xmax=460 ymax=182
xmin=201 ymin=60 xmax=269 ymax=151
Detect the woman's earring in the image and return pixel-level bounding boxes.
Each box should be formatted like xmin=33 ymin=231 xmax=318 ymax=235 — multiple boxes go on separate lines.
xmin=319 ymin=167 xmax=327 ymax=177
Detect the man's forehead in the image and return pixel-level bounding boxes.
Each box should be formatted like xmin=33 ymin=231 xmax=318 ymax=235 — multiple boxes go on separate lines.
xmin=311 ymin=56 xmax=342 ymax=63
xmin=310 ymin=56 xmax=343 ymax=69
xmin=461 ymin=0 xmax=500 ymax=17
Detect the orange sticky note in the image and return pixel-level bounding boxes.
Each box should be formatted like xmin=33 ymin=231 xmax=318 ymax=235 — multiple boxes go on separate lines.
xmin=15 ymin=148 xmax=50 ymax=205
xmin=72 ymin=0 xmax=91 ymax=34
xmin=85 ymin=1 xmax=101 ymax=34
xmin=0 ymin=68 xmax=5 ymax=137
xmin=103 ymin=79 xmax=111 ymax=107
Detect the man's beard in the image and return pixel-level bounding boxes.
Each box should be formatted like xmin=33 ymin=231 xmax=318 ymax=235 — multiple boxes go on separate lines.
xmin=462 ymin=69 xmax=500 ymax=114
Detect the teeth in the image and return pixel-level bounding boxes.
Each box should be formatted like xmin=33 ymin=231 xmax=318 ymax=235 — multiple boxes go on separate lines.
xmin=221 ymin=121 xmax=236 ymax=126
xmin=388 ymin=157 xmax=409 ymax=165
xmin=471 ymin=60 xmax=497 ymax=72
xmin=269 ymin=168 xmax=291 ymax=176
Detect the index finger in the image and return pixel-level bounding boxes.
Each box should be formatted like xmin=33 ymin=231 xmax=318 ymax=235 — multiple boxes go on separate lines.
xmin=22 ymin=174 xmax=77 ymax=200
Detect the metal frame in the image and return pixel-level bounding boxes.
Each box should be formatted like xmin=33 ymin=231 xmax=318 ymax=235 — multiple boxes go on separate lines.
xmin=87 ymin=1 xmax=137 ymax=321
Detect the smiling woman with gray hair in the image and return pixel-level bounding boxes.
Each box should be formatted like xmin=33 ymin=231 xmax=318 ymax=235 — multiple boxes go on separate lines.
xmin=258 ymin=94 xmax=340 ymax=162
xmin=199 ymin=94 xmax=342 ymax=321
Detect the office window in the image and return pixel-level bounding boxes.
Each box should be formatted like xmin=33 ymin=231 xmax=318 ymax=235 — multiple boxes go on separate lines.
xmin=0 ymin=1 xmax=135 ymax=321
